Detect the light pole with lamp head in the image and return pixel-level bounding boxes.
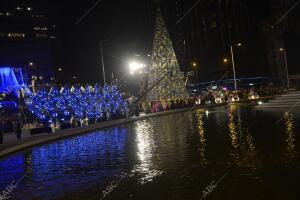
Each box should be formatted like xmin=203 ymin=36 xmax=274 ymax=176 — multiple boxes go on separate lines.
xmin=192 ymin=61 xmax=198 ymax=82
xmin=279 ymin=48 xmax=289 ymax=88
xmin=230 ymin=43 xmax=242 ymax=91
xmin=100 ymin=39 xmax=110 ymax=85
xmin=223 ymin=58 xmax=228 ymax=79
xmin=100 ymin=41 xmax=106 ymax=85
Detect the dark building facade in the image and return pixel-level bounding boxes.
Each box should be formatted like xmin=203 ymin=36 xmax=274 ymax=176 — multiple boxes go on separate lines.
xmin=0 ymin=0 xmax=57 ymax=81
xmin=159 ymin=0 xmax=270 ymax=81
xmin=261 ymin=0 xmax=300 ymax=85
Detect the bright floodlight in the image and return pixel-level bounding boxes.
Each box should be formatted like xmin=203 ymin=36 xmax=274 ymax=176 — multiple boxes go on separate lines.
xmin=129 ymin=61 xmax=145 ymax=74
xmin=129 ymin=62 xmax=142 ymax=71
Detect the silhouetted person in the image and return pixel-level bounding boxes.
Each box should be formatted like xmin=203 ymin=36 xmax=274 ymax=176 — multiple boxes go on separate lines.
xmin=0 ymin=124 xmax=3 ymax=144
xmin=13 ymin=120 xmax=22 ymax=142
xmin=0 ymin=121 xmax=3 ymax=144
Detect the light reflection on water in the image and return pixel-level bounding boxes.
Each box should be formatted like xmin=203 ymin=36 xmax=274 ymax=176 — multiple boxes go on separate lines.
xmin=228 ymin=105 xmax=240 ymax=150
xmin=133 ymin=120 xmax=163 ymax=184
xmin=226 ymin=105 xmax=261 ymax=175
xmin=283 ymin=112 xmax=297 ymax=163
xmin=0 ymin=106 xmax=299 ymax=200
xmin=195 ymin=110 xmax=207 ymax=164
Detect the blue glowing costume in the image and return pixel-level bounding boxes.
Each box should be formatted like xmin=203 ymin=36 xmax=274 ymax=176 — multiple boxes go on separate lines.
xmin=25 ymin=84 xmax=126 ymax=124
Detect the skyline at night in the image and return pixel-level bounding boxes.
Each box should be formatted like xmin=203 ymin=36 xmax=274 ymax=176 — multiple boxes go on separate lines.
xmin=0 ymin=0 xmax=299 ymax=85
xmin=52 ymin=0 xmax=300 ymax=85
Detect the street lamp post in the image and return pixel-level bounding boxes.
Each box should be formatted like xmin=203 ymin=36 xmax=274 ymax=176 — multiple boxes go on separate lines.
xmin=280 ymin=48 xmax=289 ymax=88
xmin=230 ymin=43 xmax=241 ymax=91
xmin=230 ymin=45 xmax=237 ymax=91
xmin=100 ymin=41 xmax=106 ymax=85
xmin=192 ymin=62 xmax=198 ymax=82
xmin=223 ymin=58 xmax=228 ymax=79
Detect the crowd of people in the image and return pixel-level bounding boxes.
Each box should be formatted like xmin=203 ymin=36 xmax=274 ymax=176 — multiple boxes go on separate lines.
xmin=194 ymin=87 xmax=260 ymax=105
xmin=127 ymin=97 xmax=195 ymax=116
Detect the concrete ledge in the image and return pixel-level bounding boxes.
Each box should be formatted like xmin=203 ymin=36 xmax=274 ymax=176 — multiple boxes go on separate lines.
xmin=0 ymin=107 xmax=196 ymax=158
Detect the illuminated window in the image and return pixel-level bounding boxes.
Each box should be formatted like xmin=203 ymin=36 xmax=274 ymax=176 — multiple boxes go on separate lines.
xmin=8 ymin=33 xmax=26 ymax=38
xmin=34 ymin=27 xmax=48 ymax=31
xmin=35 ymin=33 xmax=48 ymax=38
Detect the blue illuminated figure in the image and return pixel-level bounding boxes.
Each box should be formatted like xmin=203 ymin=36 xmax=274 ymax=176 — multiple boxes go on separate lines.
xmin=84 ymin=85 xmax=95 ymax=120
xmin=94 ymin=84 xmax=103 ymax=120
xmin=48 ymin=86 xmax=60 ymax=120
xmin=73 ymin=86 xmax=84 ymax=119
xmin=29 ymin=88 xmax=49 ymax=121
xmin=25 ymin=84 xmax=127 ymax=125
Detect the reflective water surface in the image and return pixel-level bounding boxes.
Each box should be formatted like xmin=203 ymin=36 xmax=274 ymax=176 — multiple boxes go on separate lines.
xmin=0 ymin=105 xmax=300 ymax=200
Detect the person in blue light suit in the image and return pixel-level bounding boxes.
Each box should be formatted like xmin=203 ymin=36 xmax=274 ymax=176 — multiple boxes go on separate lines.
xmin=25 ymin=84 xmax=128 ymax=127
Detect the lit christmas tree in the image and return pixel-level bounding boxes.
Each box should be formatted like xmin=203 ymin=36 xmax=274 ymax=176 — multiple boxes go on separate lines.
xmin=146 ymin=7 xmax=187 ymax=102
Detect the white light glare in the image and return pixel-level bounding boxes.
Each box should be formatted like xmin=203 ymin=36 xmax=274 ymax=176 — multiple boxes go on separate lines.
xmin=129 ymin=61 xmax=146 ymax=75
xmin=129 ymin=62 xmax=143 ymax=71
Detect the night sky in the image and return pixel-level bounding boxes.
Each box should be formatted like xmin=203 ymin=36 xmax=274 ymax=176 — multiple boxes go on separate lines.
xmin=50 ymin=0 xmax=300 ymax=86
xmin=51 ymin=0 xmax=154 ymax=86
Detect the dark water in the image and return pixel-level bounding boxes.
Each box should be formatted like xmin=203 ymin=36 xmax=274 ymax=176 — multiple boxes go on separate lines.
xmin=0 ymin=105 xmax=300 ymax=200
